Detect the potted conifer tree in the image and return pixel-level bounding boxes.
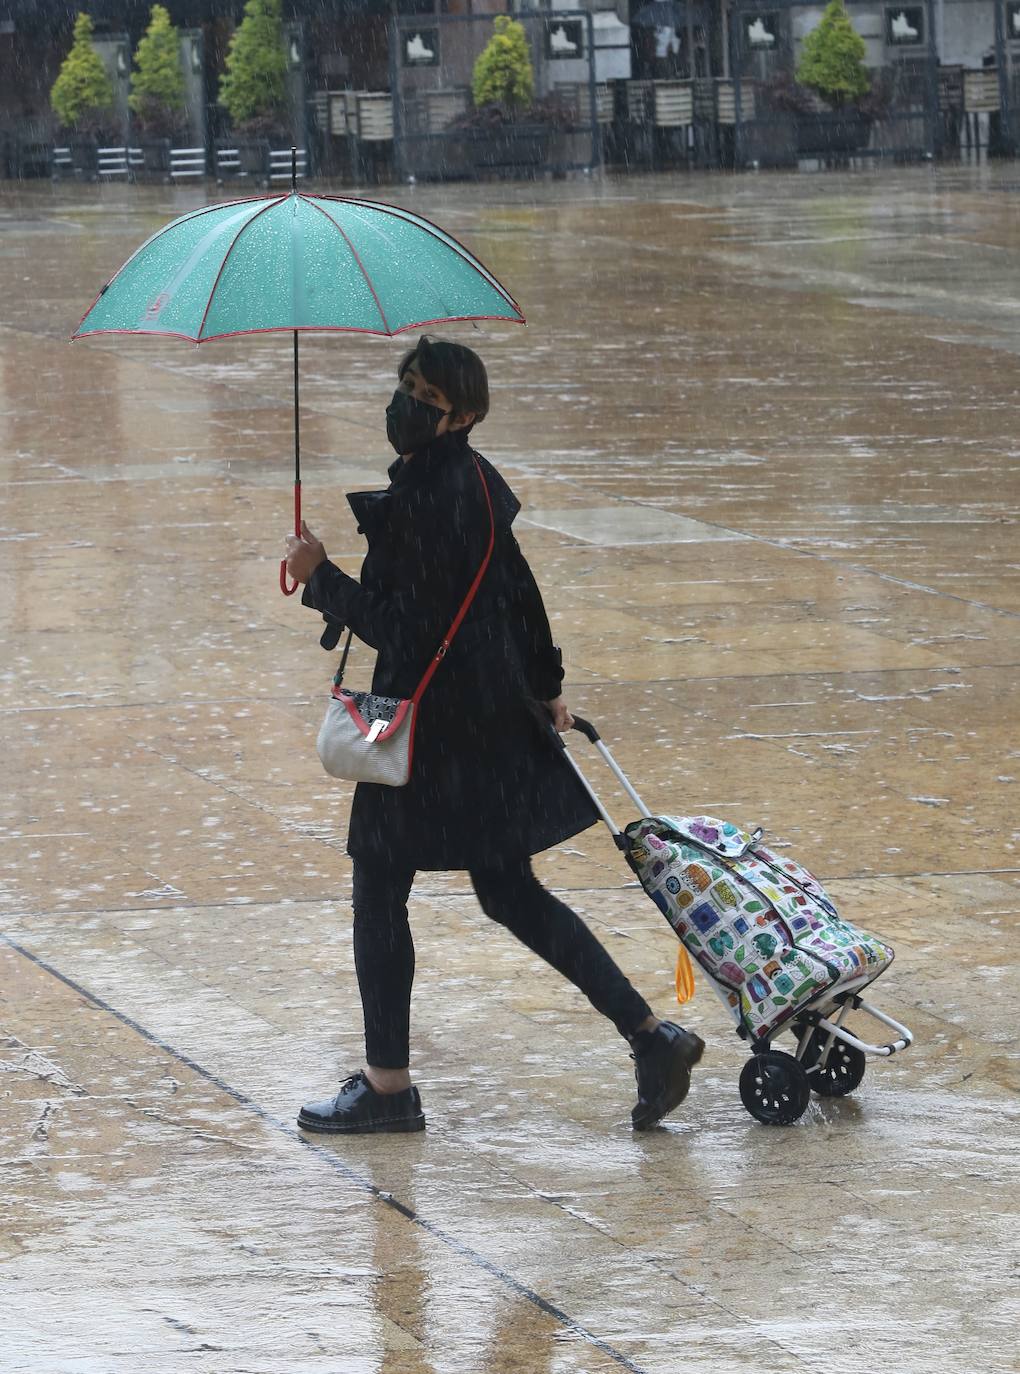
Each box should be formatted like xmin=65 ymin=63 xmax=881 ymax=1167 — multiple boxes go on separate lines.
xmin=50 ymin=12 xmax=116 ymax=177
xmin=452 ymin=16 xmax=550 ymax=177
xmin=795 ymin=0 xmax=873 ymax=157
xmin=129 ymin=4 xmax=187 ymax=176
xmin=217 ymin=0 xmax=289 ymax=180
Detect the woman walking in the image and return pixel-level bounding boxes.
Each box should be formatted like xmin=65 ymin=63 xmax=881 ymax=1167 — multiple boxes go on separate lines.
xmin=284 ymin=337 xmax=703 ymax=1133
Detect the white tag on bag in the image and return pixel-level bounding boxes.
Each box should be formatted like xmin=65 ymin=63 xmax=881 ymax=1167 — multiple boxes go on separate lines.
xmin=317 ymin=693 xmax=416 ymax=786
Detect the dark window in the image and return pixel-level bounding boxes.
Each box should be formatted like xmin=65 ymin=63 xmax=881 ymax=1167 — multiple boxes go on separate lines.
xmin=546 ymin=18 xmax=584 ymax=60
xmin=744 ymin=13 xmax=779 ymax=50
xmin=1008 ymin=2 xmax=1020 ymax=41
xmin=403 ymin=28 xmax=439 ymax=66
xmin=885 ymin=6 xmax=924 ymax=45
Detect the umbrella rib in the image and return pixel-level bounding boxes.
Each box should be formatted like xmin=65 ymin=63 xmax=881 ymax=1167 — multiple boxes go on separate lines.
xmin=302 ymin=197 xmax=396 ymax=336
xmin=195 ymin=196 xmax=288 ymax=342
xmin=353 ymin=199 xmax=517 ymax=303
xmin=329 ymin=204 xmax=455 ymax=324
xmin=71 ymin=194 xmax=281 ymax=339
xmin=315 ymin=195 xmax=525 ymax=321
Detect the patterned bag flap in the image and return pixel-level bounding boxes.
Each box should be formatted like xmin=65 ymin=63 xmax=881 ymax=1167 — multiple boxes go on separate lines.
xmin=657 ymin=814 xmax=764 ymax=861
xmin=332 ymin=688 xmax=412 ymax=743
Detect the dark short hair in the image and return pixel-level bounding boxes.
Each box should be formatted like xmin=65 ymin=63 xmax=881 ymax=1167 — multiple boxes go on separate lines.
xmin=397 ymin=335 xmax=489 ymax=427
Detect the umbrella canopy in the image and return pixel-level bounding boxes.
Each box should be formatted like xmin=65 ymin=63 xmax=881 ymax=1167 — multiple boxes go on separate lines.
xmin=73 ymin=183 xmax=525 ymax=595
xmin=73 ymin=192 xmax=525 ymax=342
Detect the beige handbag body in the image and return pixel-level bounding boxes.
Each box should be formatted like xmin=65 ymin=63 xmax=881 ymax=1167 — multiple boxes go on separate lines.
xmin=316 ymin=455 xmax=494 ymax=787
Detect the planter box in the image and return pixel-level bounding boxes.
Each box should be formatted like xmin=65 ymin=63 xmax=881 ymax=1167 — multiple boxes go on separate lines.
xmin=402 ymin=133 xmax=473 ymax=181
xmin=463 ymin=124 xmax=551 ymax=175
xmin=133 ymin=138 xmax=177 ymax=178
xmin=15 ymin=139 xmax=53 ymax=179
xmin=796 ymin=112 xmax=873 ymax=157
xmin=52 ymin=138 xmax=100 ymax=179
xmin=6 ymin=119 xmax=53 ymax=179
xmin=403 ymin=124 xmax=552 ymax=181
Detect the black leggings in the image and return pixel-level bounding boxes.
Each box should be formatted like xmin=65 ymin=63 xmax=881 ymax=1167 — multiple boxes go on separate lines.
xmin=351 ymin=856 xmax=654 ymax=1069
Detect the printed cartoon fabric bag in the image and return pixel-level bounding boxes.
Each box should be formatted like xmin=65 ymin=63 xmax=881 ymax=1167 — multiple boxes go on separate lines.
xmin=624 ymin=815 xmax=893 ymax=1039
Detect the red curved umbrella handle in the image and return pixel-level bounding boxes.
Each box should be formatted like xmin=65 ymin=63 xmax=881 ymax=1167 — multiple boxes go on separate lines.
xmin=280 ymin=479 xmax=302 ymax=597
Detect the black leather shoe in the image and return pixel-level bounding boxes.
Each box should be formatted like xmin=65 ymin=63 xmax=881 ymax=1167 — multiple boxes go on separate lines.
xmin=298 ymin=1072 xmax=426 ymax=1134
xmin=630 ymin=1022 xmax=705 ymax=1130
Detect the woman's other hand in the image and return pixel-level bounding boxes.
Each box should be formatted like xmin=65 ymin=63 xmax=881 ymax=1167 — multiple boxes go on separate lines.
xmin=284 ymin=520 xmax=327 ymax=584
xmin=543 ymin=697 xmax=574 ymax=733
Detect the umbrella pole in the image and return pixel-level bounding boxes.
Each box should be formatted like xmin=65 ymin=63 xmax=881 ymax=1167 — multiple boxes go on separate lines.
xmin=280 ymin=328 xmax=302 ymax=596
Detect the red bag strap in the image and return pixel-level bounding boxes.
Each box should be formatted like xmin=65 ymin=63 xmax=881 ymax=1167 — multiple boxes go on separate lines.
xmin=411 ymin=452 xmax=495 ymax=707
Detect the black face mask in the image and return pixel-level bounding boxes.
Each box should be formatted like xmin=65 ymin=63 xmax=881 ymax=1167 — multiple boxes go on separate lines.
xmin=385 ymin=388 xmax=449 ymax=456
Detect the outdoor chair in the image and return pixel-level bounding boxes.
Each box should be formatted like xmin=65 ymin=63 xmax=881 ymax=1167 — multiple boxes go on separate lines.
xmin=95 ymin=146 xmax=140 ymax=179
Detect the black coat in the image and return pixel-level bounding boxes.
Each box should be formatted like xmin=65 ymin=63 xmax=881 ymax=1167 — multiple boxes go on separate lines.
xmin=302 ymin=429 xmax=597 ymax=871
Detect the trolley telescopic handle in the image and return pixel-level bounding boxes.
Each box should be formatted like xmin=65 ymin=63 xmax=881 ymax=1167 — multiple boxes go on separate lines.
xmin=569 ymin=716 xmax=602 ymax=745
xmin=554 ymin=717 xmax=653 ymax=848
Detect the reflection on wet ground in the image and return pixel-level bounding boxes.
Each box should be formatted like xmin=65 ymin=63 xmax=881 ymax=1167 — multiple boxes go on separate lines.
xmin=1 ymin=165 xmax=1018 ymax=1373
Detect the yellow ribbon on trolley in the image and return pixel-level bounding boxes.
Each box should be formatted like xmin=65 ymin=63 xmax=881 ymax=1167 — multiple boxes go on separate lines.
xmin=675 ymin=944 xmax=696 ymax=1005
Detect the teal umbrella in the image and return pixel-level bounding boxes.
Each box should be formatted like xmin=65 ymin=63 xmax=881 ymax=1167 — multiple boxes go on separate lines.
xmin=73 ymin=162 xmax=525 ymax=593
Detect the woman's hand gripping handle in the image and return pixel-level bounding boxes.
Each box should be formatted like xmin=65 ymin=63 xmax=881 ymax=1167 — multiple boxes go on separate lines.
xmin=283 ymin=519 xmax=327 ymax=591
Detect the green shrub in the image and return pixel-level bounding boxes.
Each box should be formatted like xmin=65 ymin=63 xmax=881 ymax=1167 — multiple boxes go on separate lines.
xmin=472 ymin=15 xmax=534 ymax=112
xmin=129 ymin=4 xmax=185 ymax=134
xmin=50 ymin=12 xmax=115 ymax=132
xmin=218 ymin=0 xmax=288 ymax=129
xmin=796 ymin=0 xmax=870 ymax=107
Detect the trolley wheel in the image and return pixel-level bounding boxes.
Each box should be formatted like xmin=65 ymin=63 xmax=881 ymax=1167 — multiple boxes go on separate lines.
xmin=800 ymin=1029 xmax=867 ymax=1097
xmin=739 ymin=1050 xmax=811 ymax=1125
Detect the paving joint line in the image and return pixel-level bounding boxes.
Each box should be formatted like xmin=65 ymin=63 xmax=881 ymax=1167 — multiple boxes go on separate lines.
xmin=478 ymin=1156 xmax=828 ymax=1374
xmin=0 ymin=931 xmax=651 ymax=1374
xmin=1 ymin=660 xmax=1015 ymax=717
xmin=508 ymin=454 xmax=1020 ymax=621
xmin=4 ymin=866 xmax=1017 ymax=924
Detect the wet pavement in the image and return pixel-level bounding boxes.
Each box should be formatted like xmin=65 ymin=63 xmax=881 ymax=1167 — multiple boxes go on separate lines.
xmin=1 ymin=164 xmax=1018 ymax=1373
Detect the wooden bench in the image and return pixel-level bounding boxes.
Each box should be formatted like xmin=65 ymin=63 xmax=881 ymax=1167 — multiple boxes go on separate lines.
xmin=52 ymin=141 xmax=102 ymax=179
xmin=10 ymin=123 xmax=52 ymax=179
xmin=269 ymin=147 xmax=307 ymax=183
xmin=215 ymin=141 xmax=270 ymax=183
xmin=170 ymin=146 xmax=206 ymax=180
xmin=215 ymin=145 xmax=242 ymax=178
xmin=96 ymin=146 xmax=141 ymax=178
